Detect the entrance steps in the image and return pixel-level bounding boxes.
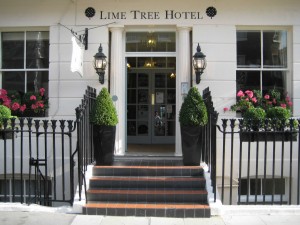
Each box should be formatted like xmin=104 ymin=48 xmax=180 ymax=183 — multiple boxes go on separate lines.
xmin=82 ymin=157 xmax=210 ymax=218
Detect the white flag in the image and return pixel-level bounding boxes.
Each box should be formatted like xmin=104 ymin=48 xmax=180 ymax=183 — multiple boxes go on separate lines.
xmin=71 ymin=36 xmax=84 ymax=77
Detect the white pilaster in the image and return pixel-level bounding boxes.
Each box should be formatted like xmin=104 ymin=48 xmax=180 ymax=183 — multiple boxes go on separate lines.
xmin=110 ymin=26 xmax=125 ymax=155
xmin=176 ymin=26 xmax=192 ymax=156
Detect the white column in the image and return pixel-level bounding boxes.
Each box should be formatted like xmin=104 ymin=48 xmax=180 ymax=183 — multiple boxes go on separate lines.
xmin=110 ymin=26 xmax=125 ymax=155
xmin=176 ymin=26 xmax=191 ymax=156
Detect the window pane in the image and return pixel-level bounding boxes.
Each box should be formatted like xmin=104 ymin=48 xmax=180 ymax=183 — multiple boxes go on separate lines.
xmin=126 ymin=32 xmax=175 ymax=52
xmin=127 ymin=121 xmax=136 ymax=136
xmin=250 ymin=179 xmax=261 ymax=195
xmin=262 ymin=71 xmax=285 ymax=96
xmin=127 ymin=90 xmax=136 ymax=104
xmin=263 ymin=31 xmax=287 ymax=68
xmin=27 ymin=71 xmax=49 ymax=93
xmin=26 ymin=31 xmax=49 ymax=69
xmin=275 ymin=178 xmax=285 ymax=195
xmin=2 ymin=71 xmax=26 ymax=92
xmin=2 ymin=32 xmax=24 ymax=69
xmin=236 ymin=71 xmax=260 ymax=92
xmin=240 ymin=179 xmax=248 ymax=195
xmin=127 ymin=73 xmax=137 ymax=88
xmin=237 ymin=31 xmax=261 ymax=68
xmin=263 ymin=179 xmax=274 ymax=195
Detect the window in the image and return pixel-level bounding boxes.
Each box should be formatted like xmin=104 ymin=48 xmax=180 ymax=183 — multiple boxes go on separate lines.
xmin=126 ymin=32 xmax=176 ymax=52
xmin=236 ymin=29 xmax=289 ymax=96
xmin=0 ymin=30 xmax=49 ymax=93
xmin=0 ymin=176 xmax=52 ymax=204
xmin=240 ymin=178 xmax=286 ymax=203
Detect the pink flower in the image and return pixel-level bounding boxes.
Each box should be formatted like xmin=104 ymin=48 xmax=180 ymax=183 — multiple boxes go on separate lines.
xmin=11 ymin=102 xmax=20 ymax=111
xmin=272 ymin=98 xmax=276 ymax=104
xmin=30 ymin=95 xmax=37 ymax=101
xmin=252 ymin=97 xmax=257 ymax=103
xmin=288 ymin=101 xmax=293 ymax=107
xmin=3 ymin=99 xmax=11 ymax=108
xmin=37 ymin=101 xmax=44 ymax=108
xmin=223 ymin=107 xmax=229 ymax=112
xmin=0 ymin=89 xmax=7 ymax=96
xmin=281 ymin=103 xmax=287 ymax=108
xmin=245 ymin=90 xmax=254 ymax=98
xmin=245 ymin=98 xmax=249 ymax=101
xmin=237 ymin=90 xmax=244 ymax=97
xmin=31 ymin=104 xmax=37 ymax=110
xmin=264 ymin=95 xmax=270 ymax=100
xmin=285 ymin=96 xmax=290 ymax=102
xmin=20 ymin=104 xmax=26 ymax=112
xmin=39 ymin=88 xmax=45 ymax=96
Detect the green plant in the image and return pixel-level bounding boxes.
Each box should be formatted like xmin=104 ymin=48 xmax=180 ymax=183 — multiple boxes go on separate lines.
xmin=243 ymin=107 xmax=266 ymax=129
xmin=0 ymin=88 xmax=48 ymax=115
xmin=91 ymin=87 xmax=118 ymax=126
xmin=179 ymin=87 xmax=208 ymax=126
xmin=229 ymin=89 xmax=292 ymax=113
xmin=0 ymin=105 xmax=12 ymax=128
xmin=266 ymin=106 xmax=294 ymax=129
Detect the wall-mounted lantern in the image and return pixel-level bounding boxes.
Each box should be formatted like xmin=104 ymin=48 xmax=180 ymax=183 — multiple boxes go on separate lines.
xmin=93 ymin=44 xmax=107 ymax=84
xmin=192 ymin=43 xmax=207 ymax=84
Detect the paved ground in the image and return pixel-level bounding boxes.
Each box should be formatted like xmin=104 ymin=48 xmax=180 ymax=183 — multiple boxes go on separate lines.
xmin=1 ymin=211 xmax=300 ymax=225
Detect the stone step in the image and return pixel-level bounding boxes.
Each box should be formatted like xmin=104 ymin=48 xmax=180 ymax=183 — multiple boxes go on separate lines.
xmin=86 ymin=189 xmax=208 ymax=203
xmin=92 ymin=165 xmax=204 ymax=177
xmin=83 ymin=202 xmax=210 ymax=218
xmin=89 ymin=176 xmax=206 ymax=189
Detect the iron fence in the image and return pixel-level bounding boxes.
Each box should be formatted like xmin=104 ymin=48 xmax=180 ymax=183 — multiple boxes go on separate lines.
xmin=202 ymin=87 xmax=219 ymax=202
xmin=0 ymin=86 xmax=96 ymax=206
xmin=217 ymin=118 xmax=300 ymax=205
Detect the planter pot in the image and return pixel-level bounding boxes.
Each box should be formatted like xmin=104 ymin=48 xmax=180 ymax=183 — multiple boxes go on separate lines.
xmin=240 ymin=131 xmax=297 ymax=142
xmin=0 ymin=129 xmax=14 ymax=140
xmin=180 ymin=125 xmax=203 ymax=166
xmin=12 ymin=109 xmax=46 ymax=118
xmin=93 ymin=125 xmax=116 ymax=165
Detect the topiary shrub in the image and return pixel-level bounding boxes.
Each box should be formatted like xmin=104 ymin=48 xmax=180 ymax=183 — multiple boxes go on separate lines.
xmin=179 ymin=87 xmax=208 ymax=126
xmin=266 ymin=106 xmax=292 ymax=129
xmin=91 ymin=87 xmax=118 ymax=126
xmin=0 ymin=105 xmax=12 ymax=128
xmin=243 ymin=107 xmax=266 ymax=129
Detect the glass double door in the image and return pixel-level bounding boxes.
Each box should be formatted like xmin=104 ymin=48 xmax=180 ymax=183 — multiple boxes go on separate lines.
xmin=127 ymin=70 xmax=176 ymax=144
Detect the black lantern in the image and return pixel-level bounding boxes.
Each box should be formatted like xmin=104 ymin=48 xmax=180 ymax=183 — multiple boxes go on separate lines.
xmin=193 ymin=43 xmax=206 ymax=84
xmin=93 ymin=44 xmax=107 ymax=84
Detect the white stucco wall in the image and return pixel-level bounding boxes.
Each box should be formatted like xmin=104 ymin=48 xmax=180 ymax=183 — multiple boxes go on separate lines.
xmin=1 ymin=1 xmax=300 ymax=204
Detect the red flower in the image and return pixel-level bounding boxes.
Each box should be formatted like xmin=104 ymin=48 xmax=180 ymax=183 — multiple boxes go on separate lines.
xmin=30 ymin=95 xmax=37 ymax=101
xmin=264 ymin=95 xmax=270 ymax=100
xmin=281 ymin=103 xmax=287 ymax=108
xmin=39 ymin=88 xmax=45 ymax=97
xmin=245 ymin=90 xmax=254 ymax=98
xmin=11 ymin=102 xmax=20 ymax=111
xmin=20 ymin=104 xmax=26 ymax=112
xmin=237 ymin=90 xmax=244 ymax=97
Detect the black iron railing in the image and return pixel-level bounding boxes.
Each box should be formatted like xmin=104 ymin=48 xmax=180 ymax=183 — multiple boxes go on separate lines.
xmin=217 ymin=118 xmax=300 ymax=205
xmin=202 ymin=87 xmax=219 ymax=202
xmin=73 ymin=86 xmax=96 ymax=202
xmin=0 ymin=86 xmax=96 ymax=206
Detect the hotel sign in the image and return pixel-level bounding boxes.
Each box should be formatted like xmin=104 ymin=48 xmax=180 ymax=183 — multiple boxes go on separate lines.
xmin=98 ymin=10 xmax=204 ymax=20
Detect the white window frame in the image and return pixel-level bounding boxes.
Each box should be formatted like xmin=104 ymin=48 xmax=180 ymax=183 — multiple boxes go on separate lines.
xmin=236 ymin=26 xmax=292 ymax=100
xmin=0 ymin=27 xmax=49 ymax=92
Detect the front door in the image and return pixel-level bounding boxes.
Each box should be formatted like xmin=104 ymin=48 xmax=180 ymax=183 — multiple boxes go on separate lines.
xmin=127 ymin=68 xmax=176 ymax=145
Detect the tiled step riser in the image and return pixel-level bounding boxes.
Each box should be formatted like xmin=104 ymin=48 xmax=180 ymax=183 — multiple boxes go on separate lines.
xmin=83 ymin=206 xmax=210 ymax=218
xmin=93 ymin=167 xmax=203 ymax=177
xmin=87 ymin=193 xmax=208 ymax=203
xmin=89 ymin=179 xmax=206 ymax=189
